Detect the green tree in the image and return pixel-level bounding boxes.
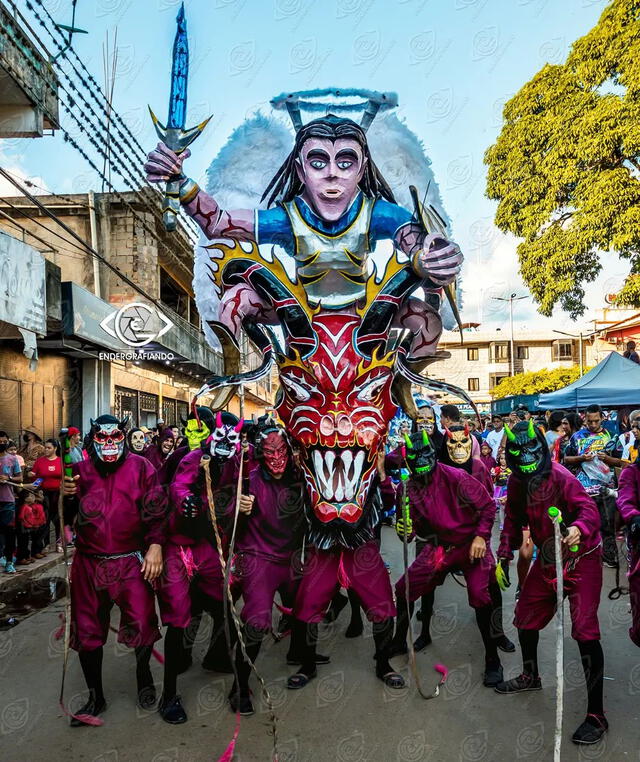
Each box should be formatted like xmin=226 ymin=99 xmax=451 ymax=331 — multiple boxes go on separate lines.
xmin=485 ymin=0 xmax=640 ymax=317
xmin=491 ymin=365 xmax=589 ymax=399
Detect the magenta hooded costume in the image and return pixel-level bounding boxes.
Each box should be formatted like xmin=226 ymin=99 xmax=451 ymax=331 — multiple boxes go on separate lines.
xmin=615 ymin=463 xmax=640 ymax=646
xmin=394 ymin=463 xmax=496 ymax=609
xmin=231 ymin=465 xmax=307 ymax=631
xmin=143 ymin=429 xmax=175 ymax=471
xmin=70 ymin=452 xmax=166 ymax=650
xmin=498 ymin=462 xmax=602 ymax=640
xmin=155 ymin=446 xmax=237 ymax=628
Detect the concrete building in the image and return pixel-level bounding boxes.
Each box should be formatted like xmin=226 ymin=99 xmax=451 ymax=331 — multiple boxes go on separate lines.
xmin=0 ymin=1 xmax=59 ymax=137
xmin=0 ymin=191 xmax=273 ymax=440
xmin=430 ymin=327 xmax=602 ymax=409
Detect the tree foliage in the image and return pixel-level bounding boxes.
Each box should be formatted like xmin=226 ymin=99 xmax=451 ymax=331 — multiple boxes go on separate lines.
xmin=485 ymin=0 xmax=640 ymax=317
xmin=491 ymin=365 xmax=589 ymax=399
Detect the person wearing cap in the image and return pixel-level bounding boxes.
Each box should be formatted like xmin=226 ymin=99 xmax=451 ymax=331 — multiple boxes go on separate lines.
xmin=67 ymin=427 xmax=85 ymax=464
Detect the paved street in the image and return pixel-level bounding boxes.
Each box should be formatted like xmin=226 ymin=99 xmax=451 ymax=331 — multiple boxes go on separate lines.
xmin=1 ymin=528 xmax=638 ymax=762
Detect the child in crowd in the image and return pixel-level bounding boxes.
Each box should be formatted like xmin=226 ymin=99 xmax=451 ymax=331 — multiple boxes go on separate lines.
xmin=16 ymin=489 xmax=47 ymax=565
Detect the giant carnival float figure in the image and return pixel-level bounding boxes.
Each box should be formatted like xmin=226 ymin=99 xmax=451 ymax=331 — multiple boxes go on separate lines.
xmin=145 ymin=6 xmax=475 ymax=690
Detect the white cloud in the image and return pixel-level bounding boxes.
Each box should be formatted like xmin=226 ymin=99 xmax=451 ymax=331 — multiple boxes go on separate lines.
xmin=460 ymin=227 xmax=633 ymax=332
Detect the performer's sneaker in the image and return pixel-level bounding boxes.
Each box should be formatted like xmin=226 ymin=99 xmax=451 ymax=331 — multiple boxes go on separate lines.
xmin=286 ymin=652 xmax=330 ymax=666
xmin=483 ymin=660 xmax=503 ymax=687
xmin=70 ymin=695 xmax=106 ymax=726
xmin=375 ymin=662 xmax=405 ymax=689
xmin=494 ymin=673 xmax=542 ymax=694
xmin=497 ymin=635 xmax=516 ymax=653
xmin=158 ymin=694 xmax=187 ymax=724
xmin=228 ymin=690 xmax=255 ymax=716
xmin=572 ymin=714 xmax=608 ymax=745
xmin=287 ymin=668 xmax=317 ymax=689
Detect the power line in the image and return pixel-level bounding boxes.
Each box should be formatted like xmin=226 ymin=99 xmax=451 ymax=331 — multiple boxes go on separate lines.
xmin=0 ymin=165 xmax=173 ymax=313
xmin=23 ymin=0 xmax=201 ymax=241
xmin=0 ymin=194 xmax=103 ymax=259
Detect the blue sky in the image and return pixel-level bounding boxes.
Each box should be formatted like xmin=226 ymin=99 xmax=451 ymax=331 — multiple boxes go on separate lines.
xmin=9 ymin=0 xmax=621 ymax=330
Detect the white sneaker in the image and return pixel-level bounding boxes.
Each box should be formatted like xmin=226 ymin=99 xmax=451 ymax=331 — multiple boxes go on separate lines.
xmin=4 ymin=562 xmax=16 ymax=574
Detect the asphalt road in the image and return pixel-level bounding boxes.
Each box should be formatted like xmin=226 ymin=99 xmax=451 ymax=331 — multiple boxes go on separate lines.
xmin=0 ymin=527 xmax=639 ymax=762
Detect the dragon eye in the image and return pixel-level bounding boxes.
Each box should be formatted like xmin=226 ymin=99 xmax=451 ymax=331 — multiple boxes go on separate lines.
xmin=281 ymin=374 xmax=311 ymax=402
xmin=356 ymin=375 xmax=388 ymax=402
xmin=510 ymin=449 xmax=520 ymax=456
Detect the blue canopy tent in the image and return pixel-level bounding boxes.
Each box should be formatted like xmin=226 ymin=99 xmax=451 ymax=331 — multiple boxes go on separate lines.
xmin=537 ymin=352 xmax=640 ymax=410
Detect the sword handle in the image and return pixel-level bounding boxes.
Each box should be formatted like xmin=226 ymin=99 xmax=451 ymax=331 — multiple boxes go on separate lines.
xmin=163 ymin=177 xmax=181 ymax=232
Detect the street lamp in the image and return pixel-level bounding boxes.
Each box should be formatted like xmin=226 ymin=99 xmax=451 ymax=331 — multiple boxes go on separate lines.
xmin=552 ymin=329 xmax=598 ymax=377
xmin=492 ymin=293 xmax=528 ymax=376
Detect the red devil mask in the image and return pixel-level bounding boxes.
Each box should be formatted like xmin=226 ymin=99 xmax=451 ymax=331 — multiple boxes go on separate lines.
xmin=276 ymin=313 xmax=397 ymax=547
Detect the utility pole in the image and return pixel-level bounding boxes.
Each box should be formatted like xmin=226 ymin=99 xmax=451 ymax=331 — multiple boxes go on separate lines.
xmin=552 ymin=329 xmax=598 ymax=377
xmin=492 ymin=293 xmax=528 ymax=376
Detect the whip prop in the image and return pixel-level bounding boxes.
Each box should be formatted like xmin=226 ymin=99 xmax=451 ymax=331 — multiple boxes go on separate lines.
xmin=399 ymin=465 xmax=448 ymax=699
xmin=200 ymin=454 xmax=280 ymax=761
xmin=55 ymin=429 xmax=103 ymax=726
xmin=547 ymin=506 xmax=566 ymax=762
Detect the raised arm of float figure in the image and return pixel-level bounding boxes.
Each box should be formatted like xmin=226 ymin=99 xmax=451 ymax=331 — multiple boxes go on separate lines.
xmin=145 ymin=142 xmax=256 ymax=241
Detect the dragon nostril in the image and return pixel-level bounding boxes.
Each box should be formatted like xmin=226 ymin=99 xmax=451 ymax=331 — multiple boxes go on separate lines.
xmin=336 ymin=415 xmax=353 ymax=436
xmin=320 ymin=416 xmax=335 ymax=436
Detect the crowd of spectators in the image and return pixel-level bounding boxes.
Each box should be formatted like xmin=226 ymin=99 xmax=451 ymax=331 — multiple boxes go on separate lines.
xmin=0 ymin=421 xmax=186 ymax=574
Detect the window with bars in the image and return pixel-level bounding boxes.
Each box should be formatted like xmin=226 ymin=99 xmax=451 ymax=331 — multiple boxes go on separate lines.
xmin=491 ymin=343 xmax=510 ymax=362
xmin=467 ymin=347 xmax=479 ymax=361
xmin=552 ymin=340 xmax=573 ymax=361
xmin=114 ymin=387 xmax=139 ymax=426
xmin=468 ymin=378 xmax=480 ymax=391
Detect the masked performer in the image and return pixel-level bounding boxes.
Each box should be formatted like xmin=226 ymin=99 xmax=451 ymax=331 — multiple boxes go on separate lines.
xmin=391 ymin=430 xmax=504 ymax=687
xmin=144 ymin=429 xmax=175 ymax=471
xmin=229 ymin=418 xmax=316 ymax=715
xmin=64 ymin=415 xmax=166 ymax=726
xmin=495 ymin=420 xmax=607 ymax=745
xmin=156 ymin=413 xmax=243 ymax=723
xmin=614 ymin=455 xmax=640 ymax=648
xmin=159 ymin=406 xmax=216 ymax=485
xmin=127 ymin=427 xmax=147 ymax=455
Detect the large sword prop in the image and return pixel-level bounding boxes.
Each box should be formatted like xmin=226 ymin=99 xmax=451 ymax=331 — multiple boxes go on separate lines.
xmin=149 ymin=3 xmax=211 ymax=231
xmin=409 ymin=184 xmax=464 ymax=341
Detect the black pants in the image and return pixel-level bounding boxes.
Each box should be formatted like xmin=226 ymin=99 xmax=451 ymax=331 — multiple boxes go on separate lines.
xmin=16 ymin=529 xmax=44 ymax=561
xmin=594 ymin=491 xmax=617 ymax=565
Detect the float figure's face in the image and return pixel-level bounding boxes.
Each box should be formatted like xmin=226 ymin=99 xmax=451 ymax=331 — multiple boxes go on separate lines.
xmin=296 ymin=138 xmax=367 ymax=221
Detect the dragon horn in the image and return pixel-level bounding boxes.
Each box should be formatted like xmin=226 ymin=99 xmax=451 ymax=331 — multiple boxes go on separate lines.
xmin=504 ymin=424 xmax=516 ymax=442
xmin=403 ymin=433 xmax=413 ymax=449
xmin=234 ymin=419 xmax=243 ymax=433
xmin=445 ymin=428 xmax=452 ymax=439
xmin=528 ymin=418 xmax=535 ymax=438
xmin=215 ymin=411 xmax=222 ymax=428
xmin=464 ymin=423 xmax=469 ymax=436
xmin=422 ymin=429 xmax=430 ymax=446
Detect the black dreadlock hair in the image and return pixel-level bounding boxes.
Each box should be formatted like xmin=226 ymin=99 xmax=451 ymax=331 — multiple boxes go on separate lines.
xmin=261 ymin=114 xmax=395 ymax=208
